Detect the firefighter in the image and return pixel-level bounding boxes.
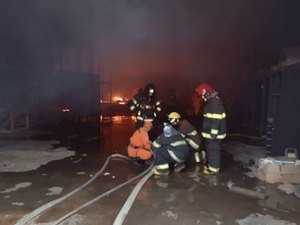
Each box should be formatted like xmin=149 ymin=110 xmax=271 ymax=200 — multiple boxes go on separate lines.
xmin=151 ymin=123 xmax=190 ymax=176
xmin=195 ymin=83 xmax=227 ymax=175
xmin=127 ymin=119 xmax=153 ymax=162
xmin=128 ymin=83 xmax=162 ymax=130
xmin=167 ymin=112 xmax=204 ymax=163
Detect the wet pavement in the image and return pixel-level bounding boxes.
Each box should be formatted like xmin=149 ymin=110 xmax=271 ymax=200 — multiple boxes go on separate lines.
xmin=0 ymin=116 xmax=299 ymax=225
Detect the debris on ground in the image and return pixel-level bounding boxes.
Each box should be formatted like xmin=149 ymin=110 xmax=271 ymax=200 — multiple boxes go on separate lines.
xmin=236 ymin=213 xmax=297 ymax=225
xmin=227 ymin=181 xmax=268 ymax=200
xmin=276 ymin=183 xmax=295 ymax=194
xmin=257 ymin=158 xmax=300 ymax=184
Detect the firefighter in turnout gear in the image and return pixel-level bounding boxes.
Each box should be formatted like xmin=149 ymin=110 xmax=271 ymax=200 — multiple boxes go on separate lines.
xmin=128 ymin=83 xmax=162 ymax=129
xmin=167 ymin=112 xmax=203 ymax=163
xmin=195 ymin=83 xmax=227 ymax=175
xmin=127 ymin=119 xmax=153 ymax=162
xmin=151 ymin=123 xmax=190 ymax=176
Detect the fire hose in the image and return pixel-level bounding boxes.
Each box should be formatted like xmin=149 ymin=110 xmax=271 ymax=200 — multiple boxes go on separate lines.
xmin=14 ymin=153 xmax=154 ymax=225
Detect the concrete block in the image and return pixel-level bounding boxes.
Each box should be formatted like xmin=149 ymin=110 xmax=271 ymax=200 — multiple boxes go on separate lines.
xmin=257 ymin=158 xmax=300 ymax=184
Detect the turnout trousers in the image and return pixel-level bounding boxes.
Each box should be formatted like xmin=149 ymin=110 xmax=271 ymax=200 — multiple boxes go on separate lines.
xmin=204 ymin=139 xmax=222 ymax=169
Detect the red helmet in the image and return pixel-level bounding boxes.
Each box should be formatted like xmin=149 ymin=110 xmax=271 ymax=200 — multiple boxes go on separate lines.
xmin=195 ymin=83 xmax=214 ymax=96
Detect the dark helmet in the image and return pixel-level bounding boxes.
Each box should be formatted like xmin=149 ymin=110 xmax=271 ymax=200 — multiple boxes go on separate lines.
xmin=144 ymin=83 xmax=156 ymax=97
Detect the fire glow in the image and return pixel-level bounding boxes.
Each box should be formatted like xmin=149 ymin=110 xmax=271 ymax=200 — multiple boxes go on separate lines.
xmin=112 ymin=96 xmax=126 ymax=104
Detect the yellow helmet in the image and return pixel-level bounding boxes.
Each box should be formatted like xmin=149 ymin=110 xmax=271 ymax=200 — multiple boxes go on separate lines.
xmin=168 ymin=112 xmax=181 ymax=125
xmin=168 ymin=112 xmax=181 ymax=119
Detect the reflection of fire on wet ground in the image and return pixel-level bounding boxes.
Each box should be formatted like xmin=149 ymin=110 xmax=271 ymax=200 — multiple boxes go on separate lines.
xmin=99 ymin=116 xmax=135 ymax=159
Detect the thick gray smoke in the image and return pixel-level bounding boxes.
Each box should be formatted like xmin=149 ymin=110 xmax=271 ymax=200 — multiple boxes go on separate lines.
xmin=0 ymin=0 xmax=298 ymax=114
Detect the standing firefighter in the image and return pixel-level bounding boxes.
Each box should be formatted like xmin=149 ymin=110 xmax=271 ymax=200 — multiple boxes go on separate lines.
xmin=195 ymin=83 xmax=227 ymax=175
xmin=128 ymin=83 xmax=162 ymax=129
xmin=151 ymin=123 xmax=190 ymax=176
xmin=167 ymin=112 xmax=203 ymax=163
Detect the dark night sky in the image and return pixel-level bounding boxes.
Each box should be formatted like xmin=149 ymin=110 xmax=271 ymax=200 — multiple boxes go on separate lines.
xmin=1 ymin=0 xmax=299 ymax=108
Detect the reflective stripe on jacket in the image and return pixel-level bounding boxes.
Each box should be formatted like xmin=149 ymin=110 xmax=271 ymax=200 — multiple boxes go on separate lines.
xmin=151 ymin=132 xmax=189 ymax=162
xmin=128 ymin=93 xmax=161 ymax=120
xmin=201 ymin=93 xmax=226 ymax=140
xmin=178 ymin=119 xmax=201 ymax=151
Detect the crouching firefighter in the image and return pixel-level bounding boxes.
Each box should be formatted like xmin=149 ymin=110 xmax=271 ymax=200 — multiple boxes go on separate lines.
xmin=151 ymin=123 xmax=190 ymax=176
xmin=127 ymin=119 xmax=153 ymax=163
xmin=167 ymin=112 xmax=204 ymax=163
xmin=195 ymin=83 xmax=227 ymax=175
